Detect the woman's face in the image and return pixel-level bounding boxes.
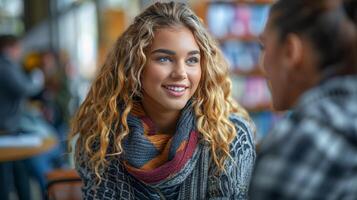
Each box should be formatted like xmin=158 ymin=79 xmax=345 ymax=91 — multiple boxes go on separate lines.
xmin=260 ymin=17 xmax=322 ymax=111
xmin=141 ymin=26 xmax=202 ymax=113
xmin=260 ymin=19 xmax=294 ymax=111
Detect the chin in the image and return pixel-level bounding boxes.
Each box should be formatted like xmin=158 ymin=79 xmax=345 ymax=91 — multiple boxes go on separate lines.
xmin=164 ymin=99 xmax=189 ymax=110
xmin=272 ymin=100 xmax=290 ymax=111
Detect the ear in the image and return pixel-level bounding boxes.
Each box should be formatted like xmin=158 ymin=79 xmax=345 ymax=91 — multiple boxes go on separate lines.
xmin=282 ymin=33 xmax=304 ymax=71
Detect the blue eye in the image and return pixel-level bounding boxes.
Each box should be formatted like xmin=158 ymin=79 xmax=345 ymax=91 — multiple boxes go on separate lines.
xmin=186 ymin=57 xmax=199 ymax=65
xmin=157 ymin=57 xmax=172 ymax=63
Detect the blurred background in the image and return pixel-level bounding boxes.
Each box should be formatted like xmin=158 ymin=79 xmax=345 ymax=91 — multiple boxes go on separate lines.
xmin=0 ymin=0 xmax=280 ymax=199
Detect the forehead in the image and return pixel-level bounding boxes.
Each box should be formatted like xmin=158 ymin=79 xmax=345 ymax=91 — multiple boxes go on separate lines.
xmin=260 ymin=17 xmax=279 ymax=41
xmin=150 ymin=26 xmax=200 ymax=51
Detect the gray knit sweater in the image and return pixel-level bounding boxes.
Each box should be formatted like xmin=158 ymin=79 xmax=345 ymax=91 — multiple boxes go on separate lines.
xmin=76 ymin=115 xmax=256 ymax=199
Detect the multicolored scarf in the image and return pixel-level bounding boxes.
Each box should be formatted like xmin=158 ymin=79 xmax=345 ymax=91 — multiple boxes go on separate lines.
xmin=122 ymin=101 xmax=199 ymax=184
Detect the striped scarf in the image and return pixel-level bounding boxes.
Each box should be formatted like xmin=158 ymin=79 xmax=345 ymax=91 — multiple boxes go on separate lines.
xmin=122 ymin=101 xmax=199 ymax=184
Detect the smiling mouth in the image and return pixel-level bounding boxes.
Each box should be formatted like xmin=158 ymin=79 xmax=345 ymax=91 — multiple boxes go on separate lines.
xmin=163 ymin=85 xmax=187 ymax=92
xmin=162 ymin=85 xmax=189 ymax=97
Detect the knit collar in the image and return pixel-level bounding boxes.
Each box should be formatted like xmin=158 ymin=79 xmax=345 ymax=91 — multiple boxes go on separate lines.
xmin=122 ymin=100 xmax=199 ymax=184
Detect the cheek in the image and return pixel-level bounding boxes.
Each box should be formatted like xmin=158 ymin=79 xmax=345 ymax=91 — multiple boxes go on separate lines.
xmin=262 ymin=51 xmax=273 ymax=74
xmin=189 ymin=68 xmax=202 ymax=89
xmin=268 ymin=65 xmax=292 ymax=110
xmin=261 ymin=50 xmax=287 ymax=109
xmin=142 ymin=65 xmax=167 ymax=85
xmin=262 ymin=48 xmax=283 ymax=83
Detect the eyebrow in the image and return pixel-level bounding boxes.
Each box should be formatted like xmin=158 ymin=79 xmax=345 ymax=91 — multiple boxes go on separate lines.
xmin=188 ymin=50 xmax=200 ymax=56
xmin=151 ymin=49 xmax=200 ymax=56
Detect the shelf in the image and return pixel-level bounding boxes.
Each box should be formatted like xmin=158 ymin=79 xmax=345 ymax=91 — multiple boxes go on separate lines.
xmin=232 ymin=67 xmax=264 ymax=77
xmin=208 ymin=0 xmax=274 ymax=5
xmin=202 ymin=0 xmax=276 ymax=138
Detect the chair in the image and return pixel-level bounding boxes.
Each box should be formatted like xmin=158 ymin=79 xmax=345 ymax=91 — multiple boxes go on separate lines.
xmin=46 ymin=169 xmax=82 ymax=200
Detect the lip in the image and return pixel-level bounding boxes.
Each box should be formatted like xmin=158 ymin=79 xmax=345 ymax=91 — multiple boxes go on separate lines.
xmin=163 ymin=84 xmax=189 ymax=88
xmin=162 ymin=84 xmax=189 ymax=97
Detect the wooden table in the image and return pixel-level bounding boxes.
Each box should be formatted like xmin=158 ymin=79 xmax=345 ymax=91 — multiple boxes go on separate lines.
xmin=0 ymin=137 xmax=58 ymax=162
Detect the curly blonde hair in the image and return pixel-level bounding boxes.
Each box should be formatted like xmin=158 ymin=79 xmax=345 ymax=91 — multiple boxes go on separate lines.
xmin=69 ymin=1 xmax=249 ymax=180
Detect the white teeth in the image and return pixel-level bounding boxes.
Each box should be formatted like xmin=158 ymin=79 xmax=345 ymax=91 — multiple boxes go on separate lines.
xmin=165 ymin=86 xmax=186 ymax=92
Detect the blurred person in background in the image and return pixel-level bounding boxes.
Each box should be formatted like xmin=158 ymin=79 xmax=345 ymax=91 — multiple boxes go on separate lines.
xmin=249 ymin=0 xmax=357 ymax=199
xmin=0 ymin=35 xmax=44 ymax=133
xmin=69 ymin=2 xmax=256 ymax=199
xmin=17 ymin=49 xmax=73 ymax=199
xmin=0 ymin=34 xmax=44 ymax=200
xmin=31 ymin=50 xmax=71 ymax=135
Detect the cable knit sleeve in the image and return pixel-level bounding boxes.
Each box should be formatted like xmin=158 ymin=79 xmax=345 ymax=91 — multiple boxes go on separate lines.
xmin=207 ymin=115 xmax=256 ymax=200
xmin=75 ymin=144 xmax=135 ymax=200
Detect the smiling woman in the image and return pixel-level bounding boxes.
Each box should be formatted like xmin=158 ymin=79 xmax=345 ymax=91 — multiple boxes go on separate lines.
xmin=69 ymin=1 xmax=256 ymax=200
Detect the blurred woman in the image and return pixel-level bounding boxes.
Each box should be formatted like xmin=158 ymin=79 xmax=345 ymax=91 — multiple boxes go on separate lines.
xmin=70 ymin=2 xmax=256 ymax=199
xmin=250 ymin=0 xmax=357 ymax=199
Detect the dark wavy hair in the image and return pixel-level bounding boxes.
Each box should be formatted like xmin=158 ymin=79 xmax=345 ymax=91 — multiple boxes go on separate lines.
xmin=269 ymin=0 xmax=357 ymax=77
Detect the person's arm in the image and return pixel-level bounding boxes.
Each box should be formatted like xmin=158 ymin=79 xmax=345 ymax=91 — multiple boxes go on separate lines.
xmin=0 ymin=60 xmax=43 ymax=97
xmin=207 ymin=115 xmax=256 ymax=200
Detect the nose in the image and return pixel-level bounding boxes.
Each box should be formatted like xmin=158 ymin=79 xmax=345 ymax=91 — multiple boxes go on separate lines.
xmin=170 ymin=60 xmax=187 ymax=79
xmin=259 ymin=51 xmax=267 ymax=76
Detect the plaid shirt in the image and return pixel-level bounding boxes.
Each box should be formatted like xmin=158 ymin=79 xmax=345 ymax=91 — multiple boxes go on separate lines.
xmin=249 ymin=75 xmax=357 ymax=200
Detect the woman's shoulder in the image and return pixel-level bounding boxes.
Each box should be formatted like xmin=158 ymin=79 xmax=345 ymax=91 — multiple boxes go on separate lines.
xmin=205 ymin=114 xmax=256 ymax=198
xmin=228 ymin=114 xmax=256 ymax=156
xmin=74 ymin=138 xmax=122 ymax=179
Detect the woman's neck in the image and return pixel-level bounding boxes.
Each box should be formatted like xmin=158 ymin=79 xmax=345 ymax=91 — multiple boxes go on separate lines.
xmin=141 ymin=101 xmax=180 ymax=135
